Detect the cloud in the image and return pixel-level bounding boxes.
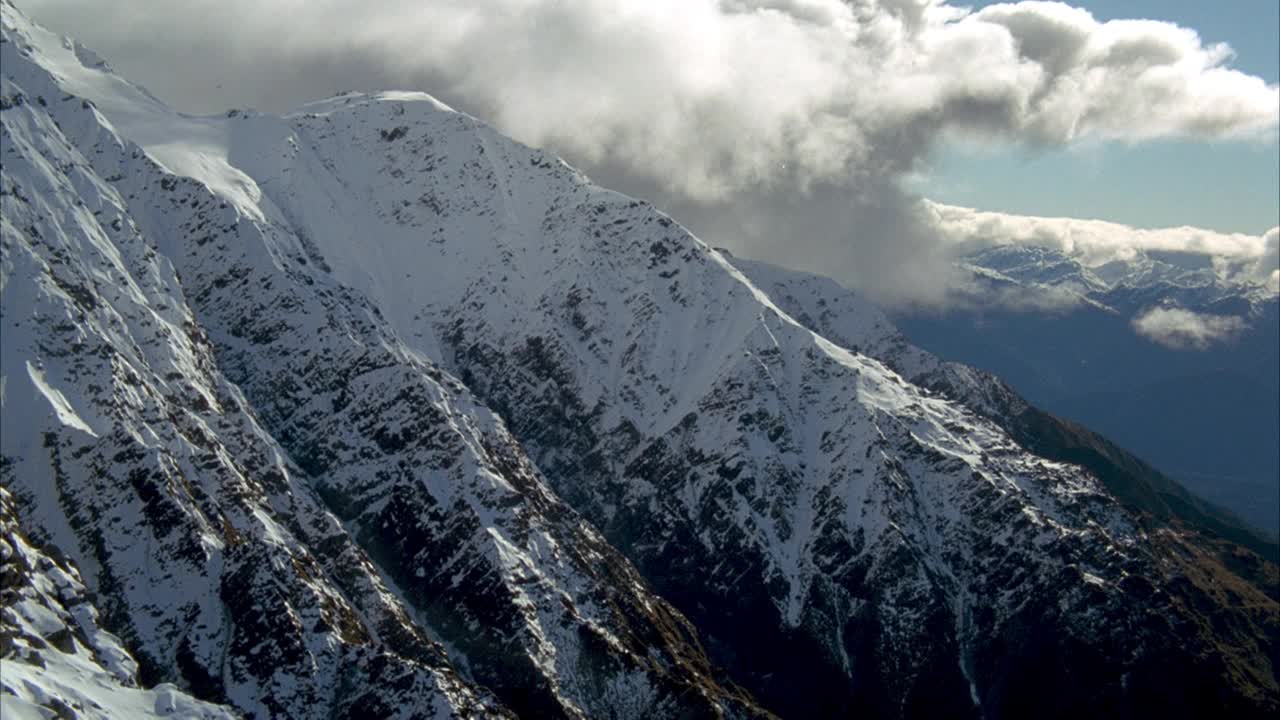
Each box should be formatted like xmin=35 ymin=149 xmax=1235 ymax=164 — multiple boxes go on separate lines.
xmin=1131 ymin=306 xmax=1247 ymax=349
xmin=954 ymin=270 xmax=1092 ymax=313
xmin=1249 ymin=227 xmax=1280 ymax=291
xmin=21 ymin=0 xmax=1276 ymax=197
xmin=17 ymin=0 xmax=1280 ymax=306
xmin=925 ymin=200 xmax=1277 ymax=265
xmin=924 ymin=204 xmax=1279 ymax=311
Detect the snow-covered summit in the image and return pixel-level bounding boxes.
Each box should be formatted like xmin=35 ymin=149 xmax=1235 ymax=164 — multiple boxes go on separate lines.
xmin=958 ymin=242 xmax=1277 ymax=314
xmin=2 ymin=4 xmax=1276 ymax=718
xmin=2 ymin=6 xmax=765 ymax=718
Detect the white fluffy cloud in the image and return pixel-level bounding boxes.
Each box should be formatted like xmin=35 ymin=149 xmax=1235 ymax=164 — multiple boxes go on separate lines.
xmin=1253 ymin=227 xmax=1280 ymax=291
xmin=925 ymin=203 xmax=1280 ymax=312
xmin=1131 ymin=307 xmax=1248 ymax=349
xmin=21 ymin=0 xmax=1277 ymax=201
xmin=18 ymin=0 xmax=1279 ymax=305
xmin=926 ymin=200 xmax=1278 ymax=266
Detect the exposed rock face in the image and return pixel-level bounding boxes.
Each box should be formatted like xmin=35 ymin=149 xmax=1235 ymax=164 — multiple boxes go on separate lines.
xmin=1 ymin=486 xmax=244 ymax=719
xmin=890 ymin=243 xmax=1280 ymax=535
xmin=726 ymin=255 xmax=1280 ymax=716
xmin=732 ymin=255 xmax=1278 ymax=562
xmin=1 ymin=4 xmax=1275 ymax=719
xmin=1 ymin=7 xmax=765 ymax=718
xmin=0 ymin=26 xmax=505 ymax=719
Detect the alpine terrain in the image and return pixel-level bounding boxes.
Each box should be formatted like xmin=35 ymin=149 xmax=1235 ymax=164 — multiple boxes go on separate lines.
xmin=894 ymin=243 xmax=1280 ymax=535
xmin=1 ymin=4 xmax=1277 ymax=719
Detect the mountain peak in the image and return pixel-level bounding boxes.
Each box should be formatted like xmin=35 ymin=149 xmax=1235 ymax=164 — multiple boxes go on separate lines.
xmin=3 ymin=5 xmax=1276 ymax=717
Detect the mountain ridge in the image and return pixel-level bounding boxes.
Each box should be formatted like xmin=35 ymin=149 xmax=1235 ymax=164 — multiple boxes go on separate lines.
xmin=1 ymin=7 xmax=768 ymax=717
xmin=894 ymin=241 xmax=1280 ymax=534
xmin=2 ymin=5 xmax=1276 ymax=718
xmin=727 ymin=253 xmax=1278 ymax=560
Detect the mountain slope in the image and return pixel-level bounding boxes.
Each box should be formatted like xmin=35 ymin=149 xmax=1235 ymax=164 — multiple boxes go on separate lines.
xmin=1 ymin=5 xmax=1277 ymax=719
xmin=1 ymin=6 xmax=766 ymax=718
xmin=892 ymin=244 xmax=1280 ymax=534
xmin=1 ymin=487 xmax=243 ymax=720
xmin=0 ymin=24 xmax=507 ymax=718
xmin=729 ymin=254 xmax=1278 ymax=563
xmin=203 ymin=58 xmax=1276 ymax=720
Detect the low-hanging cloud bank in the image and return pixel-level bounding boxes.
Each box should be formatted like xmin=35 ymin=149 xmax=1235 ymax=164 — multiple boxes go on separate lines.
xmin=21 ymin=0 xmax=1280 ymax=305
xmin=928 ymin=201 xmax=1280 ymax=291
xmin=1132 ymin=307 xmax=1248 ymax=350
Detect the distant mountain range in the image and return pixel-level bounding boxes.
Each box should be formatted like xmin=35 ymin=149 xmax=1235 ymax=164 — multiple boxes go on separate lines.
xmin=892 ymin=243 xmax=1279 ymax=535
xmin=2 ymin=4 xmax=1276 ymax=718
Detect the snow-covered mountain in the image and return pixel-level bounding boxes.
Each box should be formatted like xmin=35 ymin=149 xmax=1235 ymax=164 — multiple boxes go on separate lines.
xmin=954 ymin=243 xmax=1277 ymax=316
xmin=1 ymin=486 xmax=241 ymax=720
xmin=728 ymin=253 xmax=1274 ymax=555
xmin=892 ymin=243 xmax=1280 ymax=534
xmin=0 ymin=7 xmax=764 ymax=719
xmin=2 ymin=5 xmax=1276 ymax=719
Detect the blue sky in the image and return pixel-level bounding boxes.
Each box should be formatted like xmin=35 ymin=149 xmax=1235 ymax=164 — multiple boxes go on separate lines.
xmin=920 ymin=1 xmax=1279 ymax=234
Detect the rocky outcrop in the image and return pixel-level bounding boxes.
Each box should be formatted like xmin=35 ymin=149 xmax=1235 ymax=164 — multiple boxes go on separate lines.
xmin=2 ymin=5 xmax=1275 ymax=719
